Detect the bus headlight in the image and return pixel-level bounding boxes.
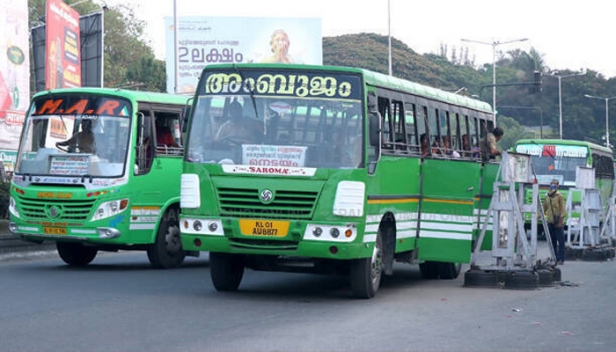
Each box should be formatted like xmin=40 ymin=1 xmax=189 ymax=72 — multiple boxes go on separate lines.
xmin=91 ymin=198 xmax=129 ymax=221
xmin=8 ymin=197 xmax=19 ymax=218
xmin=333 ymin=181 xmax=365 ymax=217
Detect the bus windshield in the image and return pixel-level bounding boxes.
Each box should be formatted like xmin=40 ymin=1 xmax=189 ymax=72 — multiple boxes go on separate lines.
xmin=15 ymin=94 xmax=132 ymax=178
xmin=515 ymin=143 xmax=588 ymax=185
xmin=186 ymin=70 xmax=364 ymax=169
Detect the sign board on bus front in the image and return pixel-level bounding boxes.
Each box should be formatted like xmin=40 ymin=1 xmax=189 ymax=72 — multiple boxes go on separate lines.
xmin=515 ymin=144 xmax=588 ymax=158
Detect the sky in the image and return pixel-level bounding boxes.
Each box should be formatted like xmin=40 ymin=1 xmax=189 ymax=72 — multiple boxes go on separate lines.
xmin=101 ymin=0 xmax=616 ymax=79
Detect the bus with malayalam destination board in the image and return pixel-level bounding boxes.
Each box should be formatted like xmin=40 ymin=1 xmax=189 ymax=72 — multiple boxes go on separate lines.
xmin=8 ymin=88 xmax=192 ymax=268
xmin=180 ymin=63 xmax=499 ymax=298
xmin=514 ymin=138 xmax=614 ymax=233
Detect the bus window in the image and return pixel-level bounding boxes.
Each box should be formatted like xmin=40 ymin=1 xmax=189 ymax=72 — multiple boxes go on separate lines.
xmin=428 ymin=108 xmax=440 ymax=156
xmin=135 ymin=111 xmax=154 ymax=174
xmin=404 ymin=102 xmax=418 ymax=153
xmin=417 ymin=105 xmax=429 ymax=156
xmin=155 ymin=111 xmax=183 ymax=155
xmin=378 ymin=97 xmax=393 ymax=150
xmin=392 ymin=100 xmax=406 ymax=151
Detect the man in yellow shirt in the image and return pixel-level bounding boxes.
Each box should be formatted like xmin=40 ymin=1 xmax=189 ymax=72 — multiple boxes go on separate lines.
xmin=543 ymin=179 xmax=567 ymax=264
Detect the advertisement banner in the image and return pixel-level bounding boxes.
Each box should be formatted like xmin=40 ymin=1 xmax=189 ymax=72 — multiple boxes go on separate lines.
xmin=164 ymin=17 xmax=322 ymax=94
xmin=46 ymin=0 xmax=82 ymax=89
xmin=0 ymin=0 xmax=29 ymax=154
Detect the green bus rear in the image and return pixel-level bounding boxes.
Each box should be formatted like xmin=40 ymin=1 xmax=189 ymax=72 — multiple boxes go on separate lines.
xmin=9 ymin=88 xmax=191 ymax=268
xmin=514 ymin=139 xmax=614 ymax=232
xmin=180 ymin=64 xmax=498 ymax=298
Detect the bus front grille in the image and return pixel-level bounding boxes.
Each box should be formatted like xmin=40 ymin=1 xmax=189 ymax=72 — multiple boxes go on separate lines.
xmin=17 ymin=196 xmax=96 ymax=221
xmin=217 ymin=187 xmax=318 ymax=219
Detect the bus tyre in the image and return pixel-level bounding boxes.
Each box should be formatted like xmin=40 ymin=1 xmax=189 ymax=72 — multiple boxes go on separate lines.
xmin=147 ymin=209 xmax=185 ymax=269
xmin=210 ymin=252 xmax=245 ymax=292
xmin=350 ymin=232 xmax=382 ymax=299
xmin=419 ymin=261 xmax=439 ymax=279
xmin=438 ymin=262 xmax=462 ymax=280
xmin=56 ymin=242 xmax=97 ymax=266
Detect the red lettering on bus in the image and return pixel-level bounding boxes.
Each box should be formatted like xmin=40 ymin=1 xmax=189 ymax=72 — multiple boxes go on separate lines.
xmin=96 ymin=100 xmax=121 ymax=115
xmin=64 ymin=99 xmax=88 ymax=115
xmin=36 ymin=99 xmax=63 ymax=115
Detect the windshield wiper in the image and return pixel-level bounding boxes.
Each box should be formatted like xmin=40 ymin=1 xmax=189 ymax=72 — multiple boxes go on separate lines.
xmin=232 ymin=65 xmax=260 ymax=123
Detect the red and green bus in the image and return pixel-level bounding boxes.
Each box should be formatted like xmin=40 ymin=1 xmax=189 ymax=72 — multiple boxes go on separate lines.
xmin=180 ymin=64 xmax=498 ymax=298
xmin=9 ymin=88 xmax=192 ymax=268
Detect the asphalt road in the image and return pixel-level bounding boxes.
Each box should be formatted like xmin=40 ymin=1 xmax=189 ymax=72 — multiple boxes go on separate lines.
xmin=0 ymin=245 xmax=615 ymax=352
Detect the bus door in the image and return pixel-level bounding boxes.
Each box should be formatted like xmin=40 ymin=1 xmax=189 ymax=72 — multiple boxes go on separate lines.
xmin=417 ymin=108 xmax=481 ymax=263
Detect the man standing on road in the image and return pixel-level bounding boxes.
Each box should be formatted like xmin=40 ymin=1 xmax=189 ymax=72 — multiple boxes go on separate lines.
xmin=543 ymin=179 xmax=567 ymax=265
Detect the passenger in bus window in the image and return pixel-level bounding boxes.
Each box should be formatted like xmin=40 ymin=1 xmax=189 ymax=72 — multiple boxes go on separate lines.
xmin=157 ymin=124 xmax=179 ymax=148
xmin=442 ymin=136 xmax=460 ymax=158
xmin=480 ymin=127 xmax=504 ymax=159
xmin=431 ymin=136 xmax=444 ymax=156
xmin=420 ymin=133 xmax=430 ymax=156
xmin=462 ymin=134 xmax=480 ymax=158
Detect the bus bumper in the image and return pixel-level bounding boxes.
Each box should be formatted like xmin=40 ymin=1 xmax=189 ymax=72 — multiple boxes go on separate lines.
xmin=180 ymin=217 xmax=372 ymax=260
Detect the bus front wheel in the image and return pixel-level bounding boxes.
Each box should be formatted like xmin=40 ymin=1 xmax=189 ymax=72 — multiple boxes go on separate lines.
xmin=210 ymin=252 xmax=245 ymax=292
xmin=147 ymin=209 xmax=185 ymax=269
xmin=56 ymin=242 xmax=98 ymax=266
xmin=350 ymin=232 xmax=382 ymax=299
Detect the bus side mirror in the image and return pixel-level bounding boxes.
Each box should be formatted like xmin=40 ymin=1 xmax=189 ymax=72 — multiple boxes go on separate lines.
xmin=369 ymin=112 xmax=381 ymax=147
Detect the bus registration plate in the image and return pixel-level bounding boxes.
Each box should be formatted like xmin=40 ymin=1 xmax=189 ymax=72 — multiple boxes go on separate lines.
xmin=239 ymin=219 xmax=289 ymax=237
xmin=43 ymin=227 xmax=67 ymax=235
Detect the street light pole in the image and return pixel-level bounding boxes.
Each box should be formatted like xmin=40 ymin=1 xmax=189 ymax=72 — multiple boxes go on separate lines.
xmin=461 ymin=37 xmax=528 ymax=121
xmin=584 ymin=94 xmax=616 ymax=148
xmin=387 ymin=0 xmax=392 ymax=76
xmin=545 ymin=71 xmax=585 ymax=139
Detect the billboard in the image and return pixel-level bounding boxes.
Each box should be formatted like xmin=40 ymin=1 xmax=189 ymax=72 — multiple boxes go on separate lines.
xmin=164 ymin=17 xmax=322 ymax=94
xmin=0 ymin=0 xmax=29 ymax=167
xmin=45 ymin=0 xmax=82 ymax=89
xmin=32 ymin=11 xmax=104 ymax=92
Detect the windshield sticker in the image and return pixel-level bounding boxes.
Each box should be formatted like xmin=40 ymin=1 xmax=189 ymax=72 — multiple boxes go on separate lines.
xmin=268 ymin=102 xmax=293 ymax=114
xmin=242 ymin=144 xmax=307 ymax=167
xmin=221 ymin=164 xmax=317 ymax=177
xmin=49 ymin=155 xmax=89 ymax=175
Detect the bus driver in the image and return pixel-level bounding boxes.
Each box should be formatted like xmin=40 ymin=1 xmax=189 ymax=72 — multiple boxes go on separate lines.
xmin=56 ymin=119 xmax=96 ymax=154
xmin=215 ymin=101 xmax=262 ymax=145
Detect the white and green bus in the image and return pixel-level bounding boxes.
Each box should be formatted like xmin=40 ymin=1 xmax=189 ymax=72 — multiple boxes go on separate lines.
xmin=514 ymin=139 xmax=614 ymax=232
xmin=9 ymin=88 xmax=192 ymax=268
xmin=180 ymin=64 xmax=499 ymax=298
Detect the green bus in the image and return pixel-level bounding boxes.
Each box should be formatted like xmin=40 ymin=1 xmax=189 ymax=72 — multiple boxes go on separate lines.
xmin=8 ymin=88 xmax=192 ymax=268
xmin=180 ymin=64 xmax=499 ymax=298
xmin=513 ymin=139 xmax=614 ymax=232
